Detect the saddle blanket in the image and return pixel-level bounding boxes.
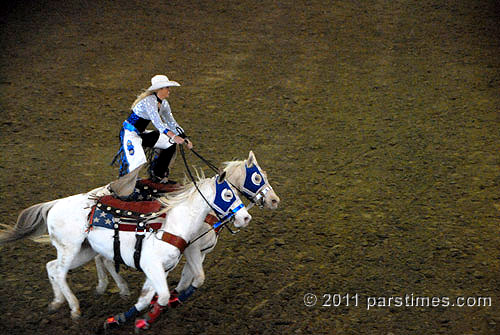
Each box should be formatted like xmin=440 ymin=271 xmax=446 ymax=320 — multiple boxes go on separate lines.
xmin=89 ymin=195 xmax=164 ymax=230
xmin=88 ymin=185 xmax=221 ymax=234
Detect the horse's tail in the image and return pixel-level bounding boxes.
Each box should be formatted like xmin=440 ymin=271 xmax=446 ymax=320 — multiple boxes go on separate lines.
xmin=0 ymin=200 xmax=57 ymax=244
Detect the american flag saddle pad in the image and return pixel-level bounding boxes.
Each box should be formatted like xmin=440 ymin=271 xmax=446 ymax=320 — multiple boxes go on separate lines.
xmin=89 ymin=195 xmax=164 ymax=230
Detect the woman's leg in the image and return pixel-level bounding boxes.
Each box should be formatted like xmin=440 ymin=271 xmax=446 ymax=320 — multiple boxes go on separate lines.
xmin=110 ymin=129 xmax=147 ymax=197
xmin=141 ymin=131 xmax=177 ymax=182
xmin=151 ymin=144 xmax=177 ymax=181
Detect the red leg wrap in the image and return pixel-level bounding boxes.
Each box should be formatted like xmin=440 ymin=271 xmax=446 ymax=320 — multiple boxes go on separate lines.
xmin=168 ymin=290 xmax=181 ymax=308
xmin=147 ymin=302 xmax=164 ymax=322
xmin=149 ymin=294 xmax=158 ymax=306
xmin=104 ymin=313 xmax=126 ymax=329
xmin=135 ymin=318 xmax=150 ymax=330
xmin=135 ymin=302 xmax=165 ymax=329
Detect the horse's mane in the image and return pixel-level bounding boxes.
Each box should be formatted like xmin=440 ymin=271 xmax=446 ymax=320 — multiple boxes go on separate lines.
xmin=222 ymin=159 xmax=245 ymax=177
xmin=159 ymin=168 xmax=210 ymax=208
xmin=222 ymin=158 xmax=267 ymax=179
xmin=158 ymin=160 xmax=247 ymax=210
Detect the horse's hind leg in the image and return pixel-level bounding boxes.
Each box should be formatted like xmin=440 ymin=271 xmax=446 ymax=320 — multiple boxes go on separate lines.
xmin=48 ymin=247 xmax=80 ymax=319
xmin=47 ymin=259 xmax=65 ymax=312
xmin=101 ymin=256 xmax=130 ymax=297
xmin=51 ymin=243 xmax=97 ymax=319
xmin=94 ymin=255 xmax=109 ymax=295
xmin=95 ymin=255 xmax=131 ymax=297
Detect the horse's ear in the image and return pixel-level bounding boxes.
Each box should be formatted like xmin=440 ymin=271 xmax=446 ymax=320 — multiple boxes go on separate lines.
xmin=247 ymin=150 xmax=256 ymax=167
xmin=217 ymin=171 xmax=226 ymax=183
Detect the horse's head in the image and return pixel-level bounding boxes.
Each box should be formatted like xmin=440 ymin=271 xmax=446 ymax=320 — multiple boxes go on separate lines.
xmin=226 ymin=151 xmax=280 ymax=210
xmin=212 ymin=172 xmax=252 ymax=228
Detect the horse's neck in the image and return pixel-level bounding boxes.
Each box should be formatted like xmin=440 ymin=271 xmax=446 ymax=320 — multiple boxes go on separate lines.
xmin=165 ymin=189 xmax=213 ymax=241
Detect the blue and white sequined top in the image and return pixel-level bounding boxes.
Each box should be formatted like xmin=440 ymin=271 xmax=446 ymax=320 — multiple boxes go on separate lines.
xmin=132 ymin=95 xmax=184 ymax=135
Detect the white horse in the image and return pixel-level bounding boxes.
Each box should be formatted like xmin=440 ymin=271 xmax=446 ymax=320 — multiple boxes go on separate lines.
xmin=0 ymin=172 xmax=251 ymax=323
xmin=96 ymin=150 xmax=280 ymax=313
xmin=98 ymin=150 xmax=280 ymax=329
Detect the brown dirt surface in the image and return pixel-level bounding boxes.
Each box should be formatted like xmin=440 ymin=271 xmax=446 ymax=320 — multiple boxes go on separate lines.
xmin=0 ymin=1 xmax=499 ymax=334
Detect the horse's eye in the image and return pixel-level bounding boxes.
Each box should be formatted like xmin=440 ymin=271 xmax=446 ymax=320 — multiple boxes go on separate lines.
xmin=222 ymin=189 xmax=234 ymax=202
xmin=251 ymin=172 xmax=262 ymax=185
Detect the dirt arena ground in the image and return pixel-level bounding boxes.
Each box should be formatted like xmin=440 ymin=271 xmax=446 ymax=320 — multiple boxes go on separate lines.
xmin=0 ymin=0 xmax=498 ymax=334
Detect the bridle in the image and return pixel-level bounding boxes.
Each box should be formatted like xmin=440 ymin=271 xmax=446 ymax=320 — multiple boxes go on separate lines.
xmin=247 ymin=184 xmax=273 ymax=209
xmin=174 ymin=128 xmax=274 ymax=242
xmin=177 ymin=130 xmax=272 ymax=210
xmin=178 ymin=143 xmax=245 ymax=240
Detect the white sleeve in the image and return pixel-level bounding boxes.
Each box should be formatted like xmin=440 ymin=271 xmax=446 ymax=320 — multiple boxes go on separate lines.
xmin=134 ymin=97 xmax=170 ymax=134
xmin=160 ymin=101 xmax=184 ymax=134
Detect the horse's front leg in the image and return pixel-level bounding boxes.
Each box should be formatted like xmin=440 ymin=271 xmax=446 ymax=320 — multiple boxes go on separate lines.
xmin=104 ymin=278 xmax=156 ymax=329
xmin=173 ymin=245 xmax=206 ymax=304
xmin=175 ymin=256 xmax=194 ymax=294
xmin=135 ymin=266 xmax=171 ymax=330
xmin=176 ymin=229 xmax=216 ymax=295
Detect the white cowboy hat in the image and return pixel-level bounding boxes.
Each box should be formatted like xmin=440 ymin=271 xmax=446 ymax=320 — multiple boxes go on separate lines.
xmin=147 ymin=74 xmax=180 ymax=91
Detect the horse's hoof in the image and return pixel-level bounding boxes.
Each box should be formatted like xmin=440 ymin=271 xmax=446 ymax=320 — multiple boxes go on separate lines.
xmin=119 ymin=289 xmax=131 ymax=298
xmin=71 ymin=309 xmax=81 ymax=320
xmin=48 ymin=301 xmax=63 ymax=313
xmin=95 ymin=285 xmax=107 ymax=295
xmin=104 ymin=316 xmax=122 ymax=330
xmin=168 ymin=296 xmax=181 ymax=308
xmin=104 ymin=312 xmax=129 ymax=331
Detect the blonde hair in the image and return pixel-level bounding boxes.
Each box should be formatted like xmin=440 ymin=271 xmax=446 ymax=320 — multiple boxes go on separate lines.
xmin=131 ymin=89 xmax=159 ymax=109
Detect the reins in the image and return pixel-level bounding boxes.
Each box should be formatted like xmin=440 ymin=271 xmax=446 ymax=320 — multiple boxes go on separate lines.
xmin=176 ymin=127 xmax=259 ymax=207
xmin=176 ymin=127 xmax=271 ymax=244
xmin=189 ymin=147 xmax=219 ymax=174
xmin=178 ymin=143 xmax=241 ymax=244
xmin=179 ymin=144 xmax=222 ymax=220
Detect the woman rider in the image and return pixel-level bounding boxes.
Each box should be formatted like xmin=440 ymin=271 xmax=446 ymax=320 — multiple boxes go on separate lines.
xmin=112 ymin=74 xmax=193 ymax=188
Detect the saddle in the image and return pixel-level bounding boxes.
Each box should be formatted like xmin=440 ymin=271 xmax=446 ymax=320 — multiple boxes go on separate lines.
xmin=88 ymin=195 xmax=167 ymax=272
xmin=128 ymin=179 xmax=182 ymax=201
